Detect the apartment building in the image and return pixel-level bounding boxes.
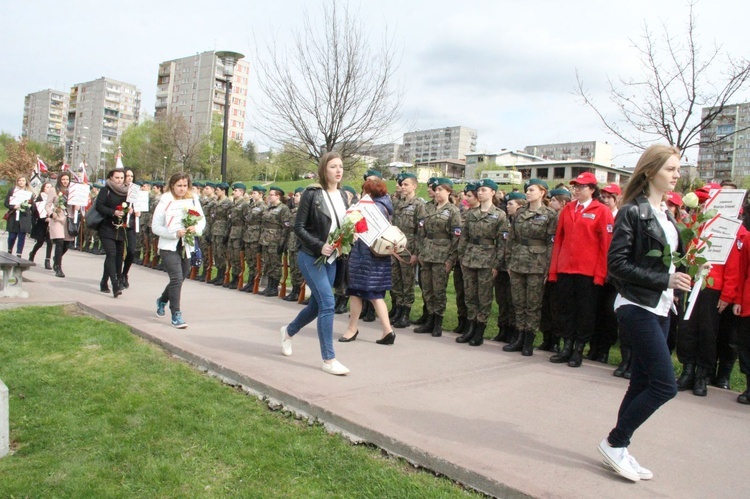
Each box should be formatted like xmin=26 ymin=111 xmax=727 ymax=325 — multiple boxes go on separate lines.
xmin=155 ymin=51 xmax=249 ymax=143
xmin=66 ymin=78 xmax=141 ymax=176
xmin=22 ymin=89 xmax=69 ymax=146
xmin=402 ymin=126 xmax=477 ymax=163
xmin=524 ymin=140 xmax=612 ymax=166
xmin=697 ymin=102 xmax=750 ymax=180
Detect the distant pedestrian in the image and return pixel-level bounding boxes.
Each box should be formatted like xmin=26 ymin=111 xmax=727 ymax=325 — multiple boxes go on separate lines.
xmin=95 ymin=169 xmax=129 ymax=297
xmin=28 ymin=181 xmax=54 ymax=269
xmin=47 ymin=172 xmax=79 ymax=278
xmin=4 ymin=175 xmax=33 ymax=257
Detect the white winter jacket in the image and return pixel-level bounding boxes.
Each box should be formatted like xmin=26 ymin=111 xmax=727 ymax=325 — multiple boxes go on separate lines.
xmin=151 ymin=192 xmax=206 ymax=254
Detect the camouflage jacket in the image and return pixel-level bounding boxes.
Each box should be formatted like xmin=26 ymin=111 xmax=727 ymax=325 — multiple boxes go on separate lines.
xmin=202 ymin=197 xmax=216 ymax=237
xmin=228 ymin=198 xmax=246 ymax=240
xmin=458 ymin=205 xmax=508 ymax=269
xmin=210 ymin=196 xmax=233 ymax=237
xmin=416 ymin=202 xmax=462 ymax=266
xmin=260 ymin=203 xmax=291 ymax=247
xmin=286 ymin=205 xmax=298 ymax=249
xmin=506 ymin=205 xmax=558 ymax=274
xmin=392 ymin=194 xmax=423 ymax=253
xmin=242 ymin=199 xmax=266 ymax=244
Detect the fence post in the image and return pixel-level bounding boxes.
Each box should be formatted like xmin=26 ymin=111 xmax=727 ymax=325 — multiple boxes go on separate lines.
xmin=0 ymin=378 xmax=8 ymax=458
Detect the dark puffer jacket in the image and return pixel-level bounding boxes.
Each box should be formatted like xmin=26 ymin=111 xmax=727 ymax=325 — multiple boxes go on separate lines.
xmin=347 ymin=195 xmax=394 ymax=292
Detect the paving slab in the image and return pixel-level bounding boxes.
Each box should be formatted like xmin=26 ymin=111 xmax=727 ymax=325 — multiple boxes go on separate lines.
xmin=3 ymin=249 xmax=749 ymax=498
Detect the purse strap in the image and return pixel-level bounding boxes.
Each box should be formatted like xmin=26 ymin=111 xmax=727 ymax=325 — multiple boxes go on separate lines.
xmin=323 ymin=190 xmax=341 ymax=230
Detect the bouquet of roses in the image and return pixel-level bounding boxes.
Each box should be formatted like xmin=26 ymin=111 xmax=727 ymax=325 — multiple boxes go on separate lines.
xmin=19 ymin=200 xmax=31 ymax=212
xmin=315 ymin=210 xmax=368 ymax=266
xmin=114 ymin=202 xmax=129 ymax=229
xmin=55 ymin=192 xmax=67 ymax=212
xmin=181 ymin=207 xmax=203 ymax=247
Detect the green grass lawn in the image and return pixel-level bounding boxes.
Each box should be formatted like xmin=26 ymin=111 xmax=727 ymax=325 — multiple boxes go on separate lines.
xmin=0 ymin=305 xmax=477 ymax=497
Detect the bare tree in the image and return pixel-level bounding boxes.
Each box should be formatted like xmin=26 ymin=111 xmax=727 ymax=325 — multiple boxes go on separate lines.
xmin=254 ymin=0 xmax=402 ymax=170
xmin=575 ymin=2 xmax=750 ymax=155
xmin=159 ymin=112 xmax=208 ymax=174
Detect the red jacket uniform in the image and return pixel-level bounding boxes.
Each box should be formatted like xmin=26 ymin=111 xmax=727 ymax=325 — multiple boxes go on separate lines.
xmin=731 ymin=227 xmax=750 ymax=316
xmin=548 ymin=199 xmax=613 ymax=285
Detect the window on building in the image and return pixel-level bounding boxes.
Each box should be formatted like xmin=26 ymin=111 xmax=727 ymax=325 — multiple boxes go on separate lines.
xmin=536 ymin=167 xmax=549 ymax=179
xmin=553 ymin=167 xmax=565 ymax=179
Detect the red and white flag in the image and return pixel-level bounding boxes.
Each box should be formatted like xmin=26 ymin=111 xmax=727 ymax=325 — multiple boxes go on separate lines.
xmin=38 ymin=158 xmax=48 ymax=173
xmin=61 ymin=163 xmax=70 ymax=171
xmin=78 ymin=162 xmax=89 ymax=184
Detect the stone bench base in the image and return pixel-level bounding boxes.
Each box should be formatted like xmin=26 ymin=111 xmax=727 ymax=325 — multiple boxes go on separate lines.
xmin=0 ymin=265 xmax=31 ymax=298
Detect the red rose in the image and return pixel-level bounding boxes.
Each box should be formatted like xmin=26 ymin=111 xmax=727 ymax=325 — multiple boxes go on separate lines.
xmin=116 ymin=204 xmax=123 ymax=210
xmin=355 ymin=217 xmax=368 ymax=233
xmin=188 ymin=209 xmax=201 ymax=217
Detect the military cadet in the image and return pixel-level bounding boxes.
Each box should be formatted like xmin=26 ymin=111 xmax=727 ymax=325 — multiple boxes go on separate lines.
xmin=390 ymin=173 xmax=423 ymax=328
xmin=149 ymin=182 xmax=164 ymax=268
xmin=240 ymin=185 xmax=267 ymax=292
xmin=283 ymin=187 xmax=305 ymax=301
xmin=197 ymin=182 xmax=216 ymax=280
xmin=259 ymin=186 xmax=291 ymax=296
xmin=411 ymin=177 xmax=438 ymax=327
xmin=138 ymin=181 xmax=153 ymax=265
xmin=456 ymin=178 xmax=508 ymax=346
xmin=386 ymin=173 xmax=405 ymax=320
xmin=225 ymin=182 xmax=247 ymax=289
xmin=413 ymin=178 xmax=462 ymax=337
xmin=209 ymin=182 xmax=232 ymax=285
xmin=492 ymin=191 xmax=524 ymax=342
xmin=503 ymin=179 xmax=557 ymax=357
xmin=363 ymin=169 xmax=382 ymax=182
xmin=453 ymin=182 xmax=479 ymax=335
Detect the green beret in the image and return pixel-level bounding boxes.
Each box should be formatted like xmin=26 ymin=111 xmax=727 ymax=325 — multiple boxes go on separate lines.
xmin=192 ymin=181 xmax=203 ymax=187
xmin=294 ymin=187 xmax=305 ymax=194
xmin=524 ymin=178 xmax=548 ymax=191
xmin=206 ymin=182 xmax=216 ymax=188
xmin=232 ymin=182 xmax=247 ymax=191
xmin=343 ymin=185 xmax=357 ymax=196
xmin=269 ymin=186 xmax=284 ymax=196
xmin=156 ymin=181 xmax=165 ymax=187
xmin=477 ymin=178 xmax=498 ymax=191
xmin=401 ymin=173 xmax=417 ymax=182
xmin=464 ymin=182 xmax=478 ymax=193
xmin=435 ymin=178 xmax=453 ymax=189
xmin=395 ymin=172 xmax=405 ymax=185
xmin=252 ymin=185 xmax=266 ymax=193
xmin=134 ymin=181 xmax=143 ymax=186
xmin=506 ymin=191 xmax=526 ymax=201
xmin=216 ymin=182 xmax=230 ymax=191
xmin=363 ymin=169 xmax=382 ymax=180
xmin=549 ymin=188 xmax=571 ymax=197
xmin=142 ymin=180 xmax=152 ymax=186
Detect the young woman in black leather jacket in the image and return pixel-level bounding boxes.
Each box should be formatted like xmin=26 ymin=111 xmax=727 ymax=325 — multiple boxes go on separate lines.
xmin=598 ymin=144 xmax=692 ymax=482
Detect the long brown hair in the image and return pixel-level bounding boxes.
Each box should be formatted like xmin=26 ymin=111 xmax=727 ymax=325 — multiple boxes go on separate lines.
xmin=317 ymin=151 xmax=342 ymax=190
xmin=167 ymin=172 xmax=192 ymax=200
xmin=620 ymin=144 xmax=680 ymax=207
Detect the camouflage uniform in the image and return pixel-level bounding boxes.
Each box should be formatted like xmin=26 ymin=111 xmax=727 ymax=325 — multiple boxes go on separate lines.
xmin=200 ymin=196 xmax=216 ymax=277
xmin=494 ymin=213 xmax=515 ymax=335
xmin=211 ymin=196 xmax=233 ymax=277
xmin=286 ymin=204 xmax=302 ymax=287
xmin=506 ymin=205 xmax=557 ymax=332
xmin=242 ymin=198 xmax=266 ymax=289
xmin=227 ymin=197 xmax=247 ymax=285
xmin=391 ymin=195 xmax=423 ymax=307
xmin=458 ymin=205 xmax=508 ymax=324
xmin=139 ymin=194 xmax=152 ymax=263
xmin=416 ymin=202 xmax=462 ymax=316
xmin=149 ymin=191 xmax=162 ymax=266
xmin=260 ymin=203 xmax=291 ymax=283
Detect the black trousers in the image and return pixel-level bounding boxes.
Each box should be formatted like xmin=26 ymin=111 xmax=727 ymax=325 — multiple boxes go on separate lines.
xmin=736 ymin=316 xmax=750 ymax=377
xmin=52 ymin=239 xmax=70 ymax=267
xmin=716 ymin=307 xmax=738 ymax=373
xmin=592 ymin=282 xmax=618 ymax=351
xmin=556 ymin=273 xmax=600 ymax=342
xmin=101 ymin=237 xmax=125 ymax=288
xmin=122 ymin=228 xmax=137 ymax=277
xmin=30 ymin=234 xmax=53 ymax=260
xmin=676 ymin=288 xmax=721 ymax=369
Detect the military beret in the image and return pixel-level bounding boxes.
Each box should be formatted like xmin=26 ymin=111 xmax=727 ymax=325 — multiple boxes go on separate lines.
xmin=524 ymin=178 xmax=548 ymax=191
xmin=192 ymin=181 xmax=203 ymax=187
xmin=401 ymin=173 xmax=417 ymax=182
xmin=142 ymin=180 xmax=152 ymax=186
xmin=216 ymin=182 xmax=230 ymax=191
xmin=395 ymin=172 xmax=406 ymax=185
xmin=269 ymin=186 xmax=285 ymax=196
xmin=232 ymin=182 xmax=247 ymax=191
xmin=506 ymin=191 xmax=527 ymax=201
xmin=156 ymin=181 xmax=165 ymax=187
xmin=133 ymin=181 xmax=143 ymax=186
xmin=205 ymin=182 xmax=217 ymax=188
xmin=464 ymin=182 xmax=478 ymax=193
xmin=477 ymin=178 xmax=498 ymax=191
xmin=343 ymin=185 xmax=357 ymax=196
xmin=549 ymin=188 xmax=571 ymax=197
xmin=252 ymin=185 xmax=266 ymax=193
xmin=294 ymin=187 xmax=305 ymax=194
xmin=363 ymin=169 xmax=382 ymax=180
xmin=435 ymin=178 xmax=453 ymax=189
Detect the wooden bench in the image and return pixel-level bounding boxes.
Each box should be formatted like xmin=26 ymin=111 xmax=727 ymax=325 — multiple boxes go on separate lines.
xmin=0 ymin=253 xmax=36 ymax=298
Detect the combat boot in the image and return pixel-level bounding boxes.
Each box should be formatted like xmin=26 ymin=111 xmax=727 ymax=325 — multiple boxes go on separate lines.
xmin=550 ymin=339 xmax=574 ymax=363
xmin=431 ymin=315 xmax=443 ymax=337
xmin=469 ymin=322 xmax=486 ymax=346
xmin=503 ymin=329 xmax=524 ymax=352
xmin=567 ymin=341 xmax=585 ymax=367
xmin=414 ymin=314 xmax=435 ymax=334
xmin=411 ymin=303 xmax=429 ymax=325
xmin=456 ymin=320 xmax=475 ymax=343
xmin=212 ymin=267 xmax=226 ymax=286
xmin=713 ymin=361 xmax=735 ymax=390
xmin=359 ymin=301 xmax=371 ymax=319
xmin=363 ymin=301 xmax=377 ymax=322
xmin=392 ymin=306 xmax=411 ymax=328
xmin=242 ymin=275 xmax=256 ymax=292
xmin=261 ymin=279 xmax=279 ymax=297
xmin=522 ymin=330 xmax=536 ymax=356
xmin=334 ymin=296 xmax=349 ymax=314
xmin=536 ymin=332 xmax=556 ymax=351
xmin=585 ymin=343 xmax=599 ymax=361
xmin=388 ymin=305 xmax=402 ymax=321
xmin=284 ymin=285 xmax=300 ymax=302
xmin=738 ymin=376 xmax=750 ymax=404
xmin=491 ymin=324 xmax=508 ymax=342
xmin=453 ymin=316 xmax=468 ymax=335
xmin=613 ymin=346 xmax=632 ymax=378
xmin=693 ymin=366 xmax=710 ymax=396
xmin=676 ymin=363 xmax=695 ymax=391
xmin=224 ymin=273 xmax=239 ymax=288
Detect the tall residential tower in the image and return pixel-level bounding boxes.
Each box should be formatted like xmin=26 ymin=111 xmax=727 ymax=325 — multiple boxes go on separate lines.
xmin=22 ymin=89 xmax=69 ymax=146
xmin=402 ymin=126 xmax=477 ymax=163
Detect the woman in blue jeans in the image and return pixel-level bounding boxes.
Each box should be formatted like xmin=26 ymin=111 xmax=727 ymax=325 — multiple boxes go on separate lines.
xmin=281 ymin=152 xmax=350 ymax=375
xmin=600 ymin=144 xmax=692 ymax=482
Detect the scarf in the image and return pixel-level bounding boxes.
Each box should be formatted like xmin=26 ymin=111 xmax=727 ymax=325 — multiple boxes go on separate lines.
xmin=106 ymin=179 xmax=129 ymax=197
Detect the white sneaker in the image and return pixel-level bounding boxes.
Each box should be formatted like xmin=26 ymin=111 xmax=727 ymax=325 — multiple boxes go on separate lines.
xmin=602 ymin=455 xmax=653 ymax=480
xmin=598 ymin=439 xmax=640 ymax=482
xmin=281 ymin=326 xmax=292 ymax=356
xmin=322 ymin=359 xmax=350 ymax=375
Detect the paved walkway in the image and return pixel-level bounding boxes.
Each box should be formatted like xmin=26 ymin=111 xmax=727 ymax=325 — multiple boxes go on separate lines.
xmin=3 ymin=250 xmax=748 ymax=498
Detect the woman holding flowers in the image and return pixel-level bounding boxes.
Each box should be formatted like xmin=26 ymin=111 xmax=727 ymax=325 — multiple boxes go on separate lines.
xmin=281 ymin=151 xmax=351 ymax=376
xmin=151 ymin=172 xmax=205 ymax=329
xmin=339 ymin=178 xmax=396 ymax=344
xmin=28 ymin=181 xmax=54 ymax=269
xmin=46 ymin=172 xmax=79 ymax=278
xmin=95 ymin=169 xmax=129 ymax=297
xmin=4 ymin=175 xmax=33 ymax=257
xmin=598 ymin=144 xmax=691 ymax=482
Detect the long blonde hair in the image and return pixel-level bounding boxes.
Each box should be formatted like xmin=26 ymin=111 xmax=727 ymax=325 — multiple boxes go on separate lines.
xmin=620 ymin=145 xmax=680 ymax=207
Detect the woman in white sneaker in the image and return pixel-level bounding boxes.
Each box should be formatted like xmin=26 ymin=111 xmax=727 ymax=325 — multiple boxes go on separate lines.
xmin=600 ymin=144 xmax=691 ymax=482
xmin=151 ymin=172 xmax=205 ymax=329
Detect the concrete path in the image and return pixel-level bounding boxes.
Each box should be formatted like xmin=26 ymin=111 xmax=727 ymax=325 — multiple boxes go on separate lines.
xmin=3 ymin=249 xmax=748 ymax=498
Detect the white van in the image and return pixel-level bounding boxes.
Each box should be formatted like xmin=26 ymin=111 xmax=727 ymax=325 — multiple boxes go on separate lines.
xmin=480 ymin=170 xmax=523 ymax=185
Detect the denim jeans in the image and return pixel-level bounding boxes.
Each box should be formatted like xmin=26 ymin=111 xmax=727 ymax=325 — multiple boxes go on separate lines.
xmin=7 ymin=232 xmax=26 ymax=255
xmin=608 ymin=305 xmax=678 ymax=448
xmin=159 ymin=249 xmax=191 ymax=314
xmin=287 ymin=251 xmax=337 ymax=361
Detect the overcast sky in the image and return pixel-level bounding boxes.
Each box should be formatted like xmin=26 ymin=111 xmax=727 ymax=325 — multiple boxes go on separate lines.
xmin=2 ymin=0 xmax=748 ymax=168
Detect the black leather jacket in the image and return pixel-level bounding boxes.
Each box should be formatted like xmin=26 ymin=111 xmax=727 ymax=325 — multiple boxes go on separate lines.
xmin=607 ymin=195 xmax=682 ymax=308
xmin=294 ymin=185 xmax=349 ymax=257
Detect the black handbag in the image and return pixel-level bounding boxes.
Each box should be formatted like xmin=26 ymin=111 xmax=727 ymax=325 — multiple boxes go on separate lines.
xmin=333 ymin=254 xmax=348 ymax=288
xmin=85 ymin=208 xmax=105 ymax=230
xmin=67 ymin=216 xmax=81 ymax=236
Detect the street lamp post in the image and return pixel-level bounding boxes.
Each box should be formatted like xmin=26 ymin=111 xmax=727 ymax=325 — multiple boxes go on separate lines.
xmin=215 ymin=50 xmax=245 ymax=184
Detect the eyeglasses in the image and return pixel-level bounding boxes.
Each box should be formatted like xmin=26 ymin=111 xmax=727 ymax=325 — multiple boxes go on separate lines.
xmin=570 ymin=184 xmax=590 ymax=190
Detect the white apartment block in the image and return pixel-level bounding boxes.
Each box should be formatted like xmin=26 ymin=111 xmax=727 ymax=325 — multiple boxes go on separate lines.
xmin=66 ymin=77 xmax=141 ymax=177
xmin=22 ymin=89 xmax=69 ymax=146
xmin=402 ymin=126 xmax=477 ymax=163
xmin=524 ymin=140 xmax=612 ymax=166
xmin=155 ymin=51 xmax=249 ymax=143
xmin=697 ymin=102 xmax=750 ymax=181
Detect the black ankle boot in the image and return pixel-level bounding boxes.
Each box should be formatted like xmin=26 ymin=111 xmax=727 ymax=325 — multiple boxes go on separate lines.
xmin=522 ymin=330 xmax=536 ymax=356
xmin=100 ymin=280 xmax=110 ymax=293
xmin=414 ymin=313 xmax=435 ymax=334
xmin=676 ymin=363 xmax=696 ymax=391
xmin=363 ymin=302 xmax=377 ymax=322
xmin=28 ymin=249 xmax=37 ymax=262
xmin=44 ymin=258 xmax=52 ymax=270
xmin=469 ymin=322 xmax=486 ymax=346
xmin=411 ymin=303 xmax=429 ymax=325
xmin=389 ymin=305 xmax=402 ymax=321
xmin=456 ymin=320 xmax=475 ymax=343
xmin=613 ymin=346 xmax=632 ymax=378
xmin=550 ymin=339 xmax=574 ymax=363
xmin=503 ymin=329 xmax=524 ymax=352
xmin=213 ymin=268 xmax=227 ymax=286
xmin=224 ymin=274 xmax=239 ymax=289
xmin=121 ymin=275 xmax=129 ymax=289
xmin=431 ymin=315 xmax=443 ymax=337
xmin=738 ymin=377 xmax=750 ymax=404
xmin=693 ymin=366 xmax=709 ymax=396
xmin=492 ymin=324 xmax=508 ymax=342
xmin=261 ymin=279 xmax=279 ymax=297
xmin=54 ymin=264 xmax=65 ymax=278
xmin=392 ymin=306 xmax=411 ymax=328
xmin=453 ymin=316 xmax=468 ymax=335
xmin=714 ymin=362 xmax=734 ymax=390
xmin=568 ymin=341 xmax=585 ymax=367
xmin=334 ymin=296 xmax=348 ymax=313
xmin=284 ymin=285 xmax=300 ymax=302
